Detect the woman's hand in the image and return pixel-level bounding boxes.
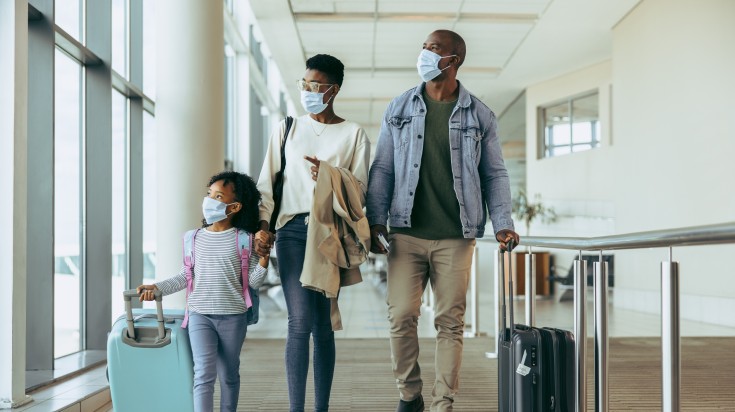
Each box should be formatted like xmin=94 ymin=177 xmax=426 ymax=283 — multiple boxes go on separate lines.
xmin=305 ymin=155 xmax=320 ymax=181
xmin=136 ymin=284 xmax=158 ymax=302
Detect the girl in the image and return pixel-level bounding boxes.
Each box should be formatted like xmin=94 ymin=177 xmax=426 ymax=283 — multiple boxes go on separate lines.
xmin=137 ymin=171 xmax=270 ymax=412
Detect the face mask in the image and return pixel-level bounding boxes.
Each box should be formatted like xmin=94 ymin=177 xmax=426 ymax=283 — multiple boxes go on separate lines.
xmin=300 ymin=85 xmax=334 ymax=114
xmin=416 ymin=49 xmax=456 ymax=82
xmin=202 ymin=196 xmax=238 ymax=225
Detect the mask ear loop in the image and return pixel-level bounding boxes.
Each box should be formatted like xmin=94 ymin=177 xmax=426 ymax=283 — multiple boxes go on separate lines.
xmin=225 ymin=202 xmax=241 ymax=218
xmin=439 ymin=55 xmax=458 ymax=72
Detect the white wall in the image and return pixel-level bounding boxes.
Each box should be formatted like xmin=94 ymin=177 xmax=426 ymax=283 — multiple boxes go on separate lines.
xmin=525 ymin=0 xmax=735 ymax=325
xmin=525 ymin=61 xmax=617 ymax=275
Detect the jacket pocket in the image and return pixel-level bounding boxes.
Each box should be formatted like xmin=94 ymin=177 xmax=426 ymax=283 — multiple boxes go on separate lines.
xmin=388 ymin=116 xmax=412 ymax=151
xmin=462 ymin=127 xmax=482 ymax=159
xmin=388 ymin=116 xmax=411 ymax=128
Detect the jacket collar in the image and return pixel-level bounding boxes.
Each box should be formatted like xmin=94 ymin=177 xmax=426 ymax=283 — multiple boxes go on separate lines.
xmin=413 ymin=80 xmax=471 ymax=108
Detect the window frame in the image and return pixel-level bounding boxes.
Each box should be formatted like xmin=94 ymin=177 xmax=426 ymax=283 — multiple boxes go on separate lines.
xmin=538 ymin=90 xmax=600 ymax=159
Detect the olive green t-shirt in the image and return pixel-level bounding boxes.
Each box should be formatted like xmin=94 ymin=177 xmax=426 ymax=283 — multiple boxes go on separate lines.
xmin=391 ymin=91 xmax=463 ymax=240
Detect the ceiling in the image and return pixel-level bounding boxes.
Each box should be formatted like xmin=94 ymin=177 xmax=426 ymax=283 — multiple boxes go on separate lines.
xmin=248 ymin=0 xmax=640 ymax=145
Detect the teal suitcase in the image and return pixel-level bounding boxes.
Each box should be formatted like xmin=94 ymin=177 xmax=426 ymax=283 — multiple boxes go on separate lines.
xmin=107 ymin=290 xmax=194 ymax=412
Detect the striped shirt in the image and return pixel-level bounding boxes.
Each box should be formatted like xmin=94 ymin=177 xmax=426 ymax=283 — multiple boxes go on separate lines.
xmin=155 ymin=227 xmax=267 ymax=315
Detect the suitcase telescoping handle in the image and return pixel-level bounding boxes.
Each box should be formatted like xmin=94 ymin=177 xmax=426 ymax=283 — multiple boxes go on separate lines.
xmin=499 ymin=239 xmax=517 ymax=343
xmin=499 ymin=239 xmax=516 ymax=412
xmin=123 ymin=289 xmax=165 ymax=342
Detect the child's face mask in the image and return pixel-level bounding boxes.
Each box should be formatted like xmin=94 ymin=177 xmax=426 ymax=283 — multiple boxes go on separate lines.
xmin=202 ymin=196 xmax=238 ymax=225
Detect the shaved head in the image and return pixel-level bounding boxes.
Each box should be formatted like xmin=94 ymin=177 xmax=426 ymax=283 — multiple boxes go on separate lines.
xmin=432 ymin=30 xmax=466 ymax=67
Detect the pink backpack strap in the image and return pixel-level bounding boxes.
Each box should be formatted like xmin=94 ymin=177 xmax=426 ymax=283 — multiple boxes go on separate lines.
xmin=236 ymin=229 xmax=252 ymax=309
xmin=181 ymin=229 xmax=199 ymax=328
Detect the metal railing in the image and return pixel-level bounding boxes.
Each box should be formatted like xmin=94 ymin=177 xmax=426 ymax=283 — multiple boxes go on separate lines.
xmin=478 ymin=222 xmax=735 ymax=412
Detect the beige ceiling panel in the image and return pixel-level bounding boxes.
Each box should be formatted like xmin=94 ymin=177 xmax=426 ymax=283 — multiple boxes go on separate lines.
xmin=453 ymin=21 xmax=533 ymax=68
xmin=291 ymin=0 xmax=376 ymax=14
xmin=297 ymin=21 xmax=373 ymax=66
xmin=377 ymin=0 xmax=460 ymax=14
xmin=461 ymin=0 xmax=551 ymax=15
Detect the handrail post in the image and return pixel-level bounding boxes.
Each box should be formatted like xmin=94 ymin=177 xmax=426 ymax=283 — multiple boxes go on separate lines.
xmin=465 ymin=247 xmax=481 ymax=337
xmin=486 ymin=249 xmax=501 ymax=359
xmin=575 ymin=254 xmax=587 ymax=412
xmin=594 ymin=254 xmax=609 ymax=412
xmin=525 ymin=248 xmax=536 ymax=326
xmin=662 ymin=254 xmax=680 ymax=412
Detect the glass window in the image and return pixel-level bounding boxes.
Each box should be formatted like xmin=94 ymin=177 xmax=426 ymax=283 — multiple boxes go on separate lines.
xmin=112 ymin=0 xmax=129 ymax=78
xmin=143 ymin=112 xmax=157 ymax=283
xmin=112 ymin=91 xmax=128 ymax=323
xmin=55 ymin=0 xmax=82 ymax=41
xmin=54 ymin=49 xmax=83 ymax=358
xmin=143 ymin=0 xmax=156 ymax=99
xmin=541 ymin=91 xmax=600 ymax=158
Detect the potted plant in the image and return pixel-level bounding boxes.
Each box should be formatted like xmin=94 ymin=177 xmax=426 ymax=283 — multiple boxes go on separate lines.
xmin=511 ymin=189 xmax=557 ymax=236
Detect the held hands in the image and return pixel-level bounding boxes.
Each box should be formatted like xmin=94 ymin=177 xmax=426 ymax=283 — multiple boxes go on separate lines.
xmin=255 ymin=220 xmax=275 ymax=259
xmin=305 ymin=155 xmax=320 ymax=181
xmin=136 ymin=284 xmax=158 ymax=302
xmin=370 ymin=224 xmax=389 ymax=254
xmin=254 ymin=229 xmax=274 ymax=258
xmin=496 ymin=229 xmax=520 ymax=251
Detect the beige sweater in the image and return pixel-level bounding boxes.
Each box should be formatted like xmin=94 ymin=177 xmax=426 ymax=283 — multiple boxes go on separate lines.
xmin=257 ymin=115 xmax=370 ymax=230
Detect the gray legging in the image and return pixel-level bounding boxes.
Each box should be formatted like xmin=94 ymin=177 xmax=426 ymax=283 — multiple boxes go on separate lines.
xmin=187 ymin=312 xmax=248 ymax=412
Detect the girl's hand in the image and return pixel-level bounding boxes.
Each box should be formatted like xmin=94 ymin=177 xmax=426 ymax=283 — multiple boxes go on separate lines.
xmin=259 ymin=254 xmax=270 ymax=269
xmin=305 ymin=155 xmax=320 ymax=181
xmin=254 ymin=230 xmax=274 ymax=256
xmin=136 ymin=284 xmax=158 ymax=302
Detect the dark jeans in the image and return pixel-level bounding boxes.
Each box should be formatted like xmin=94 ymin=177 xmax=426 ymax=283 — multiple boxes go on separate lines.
xmin=276 ymin=214 xmax=335 ymax=412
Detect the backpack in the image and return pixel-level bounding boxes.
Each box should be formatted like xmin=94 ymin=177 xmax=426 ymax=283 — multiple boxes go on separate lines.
xmin=180 ymin=228 xmax=260 ymax=328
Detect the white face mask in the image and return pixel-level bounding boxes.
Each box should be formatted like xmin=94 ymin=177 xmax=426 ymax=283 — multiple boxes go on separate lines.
xmin=300 ymin=85 xmax=334 ymax=114
xmin=416 ymin=49 xmax=456 ymax=82
xmin=202 ymin=196 xmax=237 ymax=225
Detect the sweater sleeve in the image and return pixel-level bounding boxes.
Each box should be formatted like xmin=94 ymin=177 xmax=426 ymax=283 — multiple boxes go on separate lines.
xmin=350 ymin=127 xmax=371 ymax=202
xmin=247 ymin=244 xmax=267 ymax=289
xmin=257 ymin=119 xmax=289 ymax=224
xmin=154 ymin=266 xmax=187 ymax=295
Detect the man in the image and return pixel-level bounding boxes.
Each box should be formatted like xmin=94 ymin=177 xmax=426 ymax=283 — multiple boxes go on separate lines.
xmin=366 ymin=30 xmax=520 ymax=412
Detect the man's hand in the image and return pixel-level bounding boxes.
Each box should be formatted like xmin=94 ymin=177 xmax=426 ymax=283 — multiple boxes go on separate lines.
xmin=495 ymin=229 xmax=520 ymax=251
xmin=370 ymin=224 xmax=389 ymax=254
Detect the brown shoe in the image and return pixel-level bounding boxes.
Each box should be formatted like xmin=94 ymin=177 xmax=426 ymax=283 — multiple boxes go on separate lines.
xmin=396 ymin=395 xmax=424 ymax=412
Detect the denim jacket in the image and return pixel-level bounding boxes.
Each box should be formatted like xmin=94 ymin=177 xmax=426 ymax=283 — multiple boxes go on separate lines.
xmin=366 ymin=81 xmax=514 ymax=239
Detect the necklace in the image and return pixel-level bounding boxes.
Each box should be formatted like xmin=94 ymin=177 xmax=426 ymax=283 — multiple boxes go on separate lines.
xmin=309 ymin=113 xmax=336 ymax=136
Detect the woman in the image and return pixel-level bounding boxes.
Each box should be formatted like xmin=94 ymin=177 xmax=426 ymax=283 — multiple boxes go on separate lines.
xmin=256 ymin=54 xmax=370 ymax=412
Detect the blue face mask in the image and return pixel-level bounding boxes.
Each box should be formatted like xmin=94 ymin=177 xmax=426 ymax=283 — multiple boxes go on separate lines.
xmin=300 ymin=85 xmax=334 ymax=114
xmin=202 ymin=197 xmax=238 ymax=225
xmin=416 ymin=49 xmax=456 ymax=82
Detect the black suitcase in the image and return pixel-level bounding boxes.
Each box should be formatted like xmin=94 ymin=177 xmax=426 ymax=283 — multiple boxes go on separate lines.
xmin=498 ymin=242 xmax=575 ymax=411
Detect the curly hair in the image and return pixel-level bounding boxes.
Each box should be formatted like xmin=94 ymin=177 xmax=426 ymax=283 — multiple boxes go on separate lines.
xmin=202 ymin=171 xmax=261 ymax=233
xmin=306 ymin=54 xmax=345 ymax=87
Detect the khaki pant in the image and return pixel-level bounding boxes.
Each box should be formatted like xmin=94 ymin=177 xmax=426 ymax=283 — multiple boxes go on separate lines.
xmin=386 ymin=234 xmax=476 ymax=412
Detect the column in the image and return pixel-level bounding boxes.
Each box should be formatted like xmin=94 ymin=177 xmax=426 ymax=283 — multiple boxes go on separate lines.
xmin=155 ymin=0 xmax=225 ymax=307
xmin=0 ymin=0 xmax=31 ymax=407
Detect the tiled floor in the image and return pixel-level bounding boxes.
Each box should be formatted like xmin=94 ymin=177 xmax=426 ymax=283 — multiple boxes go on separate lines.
xmin=16 ymin=263 xmax=735 ymax=411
